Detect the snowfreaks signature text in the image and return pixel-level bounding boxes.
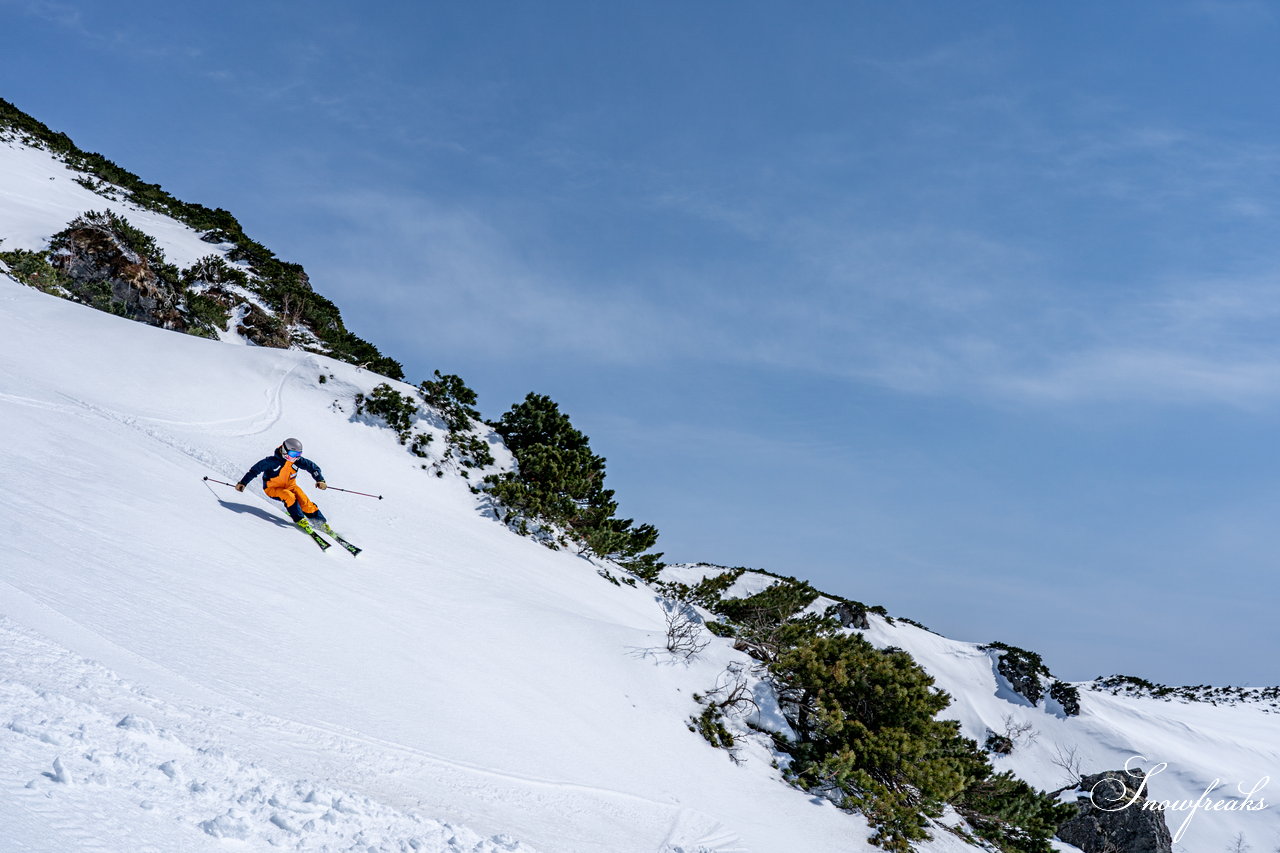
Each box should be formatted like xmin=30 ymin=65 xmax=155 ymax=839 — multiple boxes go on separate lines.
xmin=1091 ymin=756 xmax=1270 ymax=843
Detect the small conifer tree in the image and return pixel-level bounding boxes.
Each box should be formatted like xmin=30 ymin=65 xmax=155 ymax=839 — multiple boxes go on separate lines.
xmin=484 ymin=393 xmax=662 ymax=575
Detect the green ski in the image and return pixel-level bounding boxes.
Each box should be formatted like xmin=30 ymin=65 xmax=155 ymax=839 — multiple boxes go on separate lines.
xmin=321 ymin=524 xmax=362 ymax=557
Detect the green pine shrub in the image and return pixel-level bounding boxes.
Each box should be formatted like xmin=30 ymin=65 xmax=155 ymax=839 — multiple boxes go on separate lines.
xmin=67 ymin=210 xmax=163 ymax=265
xmin=715 ymin=579 xmax=829 ymax=663
xmin=983 ymin=642 xmax=1052 ymax=705
xmin=774 ymin=632 xmax=980 ymax=851
xmin=419 ymin=370 xmax=480 ymax=431
xmin=409 ymin=432 xmax=434 ymax=458
xmin=705 ymin=621 xmax=736 ymax=638
xmin=954 ymin=770 xmax=1076 ymax=853
xmin=0 ymin=248 xmax=71 ymax=294
xmin=659 ymin=568 xmax=746 ymax=611
xmin=483 ymin=392 xmax=663 ymax=574
xmin=985 ymin=732 xmax=1015 ymax=755
xmin=183 ymin=292 xmax=230 ymax=338
xmin=2 ymin=241 xmax=128 ymax=315
xmin=1048 ymin=680 xmax=1081 ymax=716
xmin=182 ymin=254 xmax=249 ymax=288
xmin=237 ymin=303 xmax=289 ymax=348
xmin=689 ymin=703 xmax=735 ymax=750
xmin=355 ymin=384 xmax=420 ymax=443
xmin=417 ymin=371 xmax=494 ymax=468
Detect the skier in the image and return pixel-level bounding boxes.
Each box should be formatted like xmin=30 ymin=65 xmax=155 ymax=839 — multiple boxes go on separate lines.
xmin=236 ymin=437 xmax=332 ymax=534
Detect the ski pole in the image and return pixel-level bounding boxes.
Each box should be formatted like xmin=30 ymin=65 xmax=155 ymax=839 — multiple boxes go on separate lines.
xmin=203 ymin=476 xmax=239 ymax=488
xmin=325 ymin=486 xmax=383 ymax=500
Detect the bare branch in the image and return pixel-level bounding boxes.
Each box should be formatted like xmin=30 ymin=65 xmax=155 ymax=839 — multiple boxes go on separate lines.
xmin=665 ymin=604 xmax=710 ymax=660
xmin=1050 ymin=743 xmax=1085 ymax=787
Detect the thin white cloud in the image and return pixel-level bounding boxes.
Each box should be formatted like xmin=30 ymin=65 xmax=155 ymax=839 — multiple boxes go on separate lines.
xmin=1183 ymin=0 xmax=1276 ymax=28
xmin=305 ymin=180 xmax=1280 ymax=411
xmin=994 ymin=348 xmax=1280 ymax=406
xmin=5 ymin=0 xmax=85 ymax=32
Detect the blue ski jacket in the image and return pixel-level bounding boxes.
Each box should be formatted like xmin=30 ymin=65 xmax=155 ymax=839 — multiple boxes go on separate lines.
xmin=238 ymin=452 xmax=325 ymax=489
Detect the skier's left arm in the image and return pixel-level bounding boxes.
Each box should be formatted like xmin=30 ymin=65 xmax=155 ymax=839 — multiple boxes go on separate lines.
xmin=300 ymin=457 xmax=327 ymax=489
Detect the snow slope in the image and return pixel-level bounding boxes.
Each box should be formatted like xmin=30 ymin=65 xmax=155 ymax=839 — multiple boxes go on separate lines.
xmin=0 ymin=137 xmax=225 ymax=268
xmin=0 ymin=275 xmax=804 ymax=850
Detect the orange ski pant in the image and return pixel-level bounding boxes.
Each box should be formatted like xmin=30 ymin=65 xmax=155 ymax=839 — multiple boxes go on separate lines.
xmin=264 ymin=484 xmax=319 ymax=519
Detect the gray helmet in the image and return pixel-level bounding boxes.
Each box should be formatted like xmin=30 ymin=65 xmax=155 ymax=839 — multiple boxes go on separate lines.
xmin=282 ymin=437 xmax=303 ymax=454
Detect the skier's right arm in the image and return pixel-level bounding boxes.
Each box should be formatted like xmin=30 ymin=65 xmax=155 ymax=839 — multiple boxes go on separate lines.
xmin=236 ymin=458 xmax=272 ymax=491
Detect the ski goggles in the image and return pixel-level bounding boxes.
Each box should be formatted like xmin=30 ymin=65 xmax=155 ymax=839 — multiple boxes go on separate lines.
xmin=285 ymin=449 xmax=302 ymax=458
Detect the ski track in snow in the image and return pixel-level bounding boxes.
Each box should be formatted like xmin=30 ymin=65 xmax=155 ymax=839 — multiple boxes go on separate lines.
xmin=0 ymin=617 xmax=539 ymax=853
xmin=658 ymin=810 xmax=748 ymax=853
xmin=0 ymin=358 xmax=297 ymax=437
xmin=0 ymin=359 xmax=299 ymax=483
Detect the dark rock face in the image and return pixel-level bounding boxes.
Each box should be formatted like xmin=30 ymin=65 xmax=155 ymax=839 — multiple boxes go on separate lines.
xmin=1057 ymin=769 xmax=1173 ymax=853
xmin=834 ymin=601 xmax=870 ymax=630
xmin=50 ymin=227 xmax=184 ymax=329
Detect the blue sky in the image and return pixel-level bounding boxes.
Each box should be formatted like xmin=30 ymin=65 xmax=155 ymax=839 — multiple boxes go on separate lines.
xmin=5 ymin=0 xmax=1280 ymax=685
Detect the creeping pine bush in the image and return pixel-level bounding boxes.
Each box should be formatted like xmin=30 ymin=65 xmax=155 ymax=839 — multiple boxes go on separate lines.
xmin=417 ymin=371 xmax=494 ymax=469
xmin=954 ymin=771 xmax=1075 ymax=853
xmin=178 ymin=255 xmax=246 ymax=338
xmin=355 ymin=384 xmax=420 ymax=443
xmin=65 ymin=210 xmax=165 ymax=265
xmin=182 ymin=293 xmax=229 ymax=338
xmin=1 ymin=242 xmax=127 ymax=315
xmin=714 ymin=579 xmax=826 ymax=663
xmin=659 ymin=568 xmax=746 ymax=611
xmin=983 ymin=642 xmax=1053 ymax=705
xmin=483 ymin=392 xmax=662 ymax=579
xmin=419 ymin=370 xmax=480 ymax=431
xmin=0 ymin=248 xmax=71 ymax=295
xmin=689 ymin=703 xmax=735 ymax=750
xmin=1048 ymin=680 xmax=1081 ymax=716
xmin=182 ymin=254 xmax=249 ymax=288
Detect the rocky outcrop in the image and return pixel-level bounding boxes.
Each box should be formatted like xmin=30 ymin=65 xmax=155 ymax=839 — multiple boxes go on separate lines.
xmin=49 ymin=218 xmax=185 ymax=330
xmin=1056 ymin=769 xmax=1173 ymax=853
xmin=834 ymin=601 xmax=870 ymax=630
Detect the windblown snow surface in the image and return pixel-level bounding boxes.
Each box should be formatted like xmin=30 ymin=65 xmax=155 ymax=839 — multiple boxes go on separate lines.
xmin=1 ymin=135 xmax=1277 ymax=852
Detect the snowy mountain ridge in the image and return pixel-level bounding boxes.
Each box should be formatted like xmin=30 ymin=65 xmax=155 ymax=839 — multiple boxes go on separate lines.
xmin=0 ymin=97 xmax=403 ymax=377
xmin=2 ymin=116 xmax=1277 ymax=852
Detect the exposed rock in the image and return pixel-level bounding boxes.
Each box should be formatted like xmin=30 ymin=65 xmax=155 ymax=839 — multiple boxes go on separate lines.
xmin=1056 ymin=769 xmax=1173 ymax=853
xmin=834 ymin=601 xmax=870 ymax=630
xmin=49 ymin=224 xmax=184 ymax=330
